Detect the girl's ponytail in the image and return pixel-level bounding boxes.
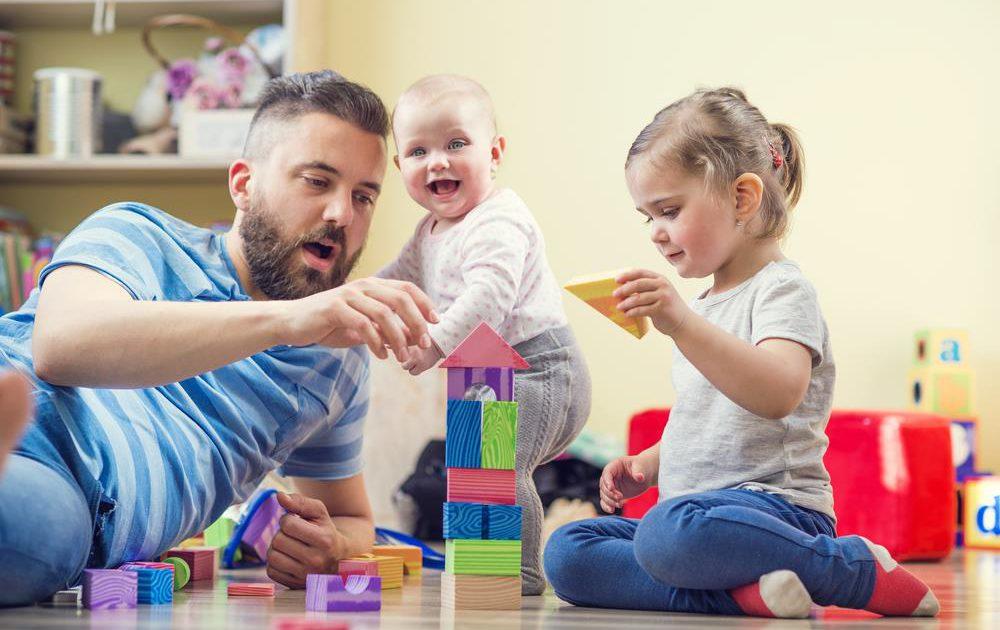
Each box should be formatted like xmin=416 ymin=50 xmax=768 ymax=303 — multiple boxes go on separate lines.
xmin=771 ymin=123 xmax=804 ymax=211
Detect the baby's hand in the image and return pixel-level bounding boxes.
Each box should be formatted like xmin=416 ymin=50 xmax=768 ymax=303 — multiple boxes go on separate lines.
xmin=613 ymin=269 xmax=691 ymax=337
xmin=599 ymin=455 xmax=652 ymax=514
xmin=400 ymin=342 xmax=444 ymax=376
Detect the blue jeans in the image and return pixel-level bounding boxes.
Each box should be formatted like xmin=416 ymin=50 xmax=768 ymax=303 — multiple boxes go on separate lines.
xmin=0 ymin=455 xmax=93 ymax=606
xmin=543 ymin=489 xmax=877 ymax=615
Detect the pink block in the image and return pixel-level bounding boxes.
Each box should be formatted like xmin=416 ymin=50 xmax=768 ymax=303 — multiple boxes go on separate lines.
xmin=447 ymin=467 xmax=516 ymax=504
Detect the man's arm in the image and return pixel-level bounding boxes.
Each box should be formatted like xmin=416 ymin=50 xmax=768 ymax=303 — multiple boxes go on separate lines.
xmin=32 ymin=266 xmax=437 ymax=389
xmin=266 ymin=475 xmax=374 ymax=588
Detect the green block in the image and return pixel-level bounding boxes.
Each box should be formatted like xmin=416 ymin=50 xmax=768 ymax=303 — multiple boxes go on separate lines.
xmin=202 ymin=516 xmax=235 ymax=549
xmin=445 ymin=539 xmax=521 ymax=576
xmin=481 ymin=401 xmax=517 ymax=470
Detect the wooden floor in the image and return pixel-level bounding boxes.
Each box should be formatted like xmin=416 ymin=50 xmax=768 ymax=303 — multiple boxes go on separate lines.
xmin=2 ymin=549 xmax=998 ymax=629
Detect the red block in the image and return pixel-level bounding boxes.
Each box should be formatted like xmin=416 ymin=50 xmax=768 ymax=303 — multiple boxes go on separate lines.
xmin=825 ymin=410 xmax=955 ymax=561
xmin=623 ymin=407 xmax=955 ymax=561
xmin=447 ymin=468 xmax=516 ymax=505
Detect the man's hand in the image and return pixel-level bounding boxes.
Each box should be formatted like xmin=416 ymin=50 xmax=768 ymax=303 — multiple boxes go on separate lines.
xmin=266 ymin=492 xmax=349 ymax=588
xmin=280 ymin=278 xmax=440 ymax=362
xmin=400 ymin=341 xmax=444 ymax=376
xmin=613 ymin=269 xmax=691 ymax=337
xmin=599 ymin=455 xmax=655 ymax=514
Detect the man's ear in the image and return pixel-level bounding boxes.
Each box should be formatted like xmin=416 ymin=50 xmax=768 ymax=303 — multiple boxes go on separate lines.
xmin=733 ymin=172 xmax=763 ymax=225
xmin=393 ymin=154 xmax=400 ymax=171
xmin=229 ymin=159 xmax=252 ymax=211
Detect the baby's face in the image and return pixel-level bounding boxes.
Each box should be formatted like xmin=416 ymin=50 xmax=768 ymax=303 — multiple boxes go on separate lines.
xmin=393 ymin=95 xmax=501 ymax=221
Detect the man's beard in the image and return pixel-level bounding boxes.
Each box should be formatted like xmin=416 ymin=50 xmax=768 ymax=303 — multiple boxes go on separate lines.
xmin=239 ymin=199 xmax=362 ymax=301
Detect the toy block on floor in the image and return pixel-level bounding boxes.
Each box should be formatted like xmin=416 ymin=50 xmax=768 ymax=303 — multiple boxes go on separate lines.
xmin=909 ymin=366 xmax=975 ymax=417
xmin=161 ymin=556 xmax=190 ymax=590
xmin=447 ymin=467 xmax=516 ymax=505
xmin=336 ymin=557 xmax=379 ymax=582
xmin=202 ymin=515 xmax=237 ymax=549
xmin=370 ymin=555 xmax=404 ymax=589
xmin=446 ymin=400 xmax=483 ymax=468
xmin=227 ymin=582 xmax=275 ymax=597
xmin=444 ymin=502 xmax=484 ymax=539
xmin=82 ymin=568 xmax=137 ymax=610
xmin=439 ymin=321 xmax=531 ymax=369
xmin=306 ymin=574 xmax=381 ymax=612
xmin=952 ymin=417 xmax=980 ymax=481
xmin=914 ymin=329 xmax=968 ymax=367
xmin=486 ymin=504 xmax=523 ymax=540
xmin=373 ymin=544 xmax=422 ymax=575
xmin=162 ymin=547 xmax=217 ymax=581
xmin=122 ymin=566 xmax=173 ymax=604
xmin=441 ymin=573 xmax=521 ymax=610
xmin=564 ymin=272 xmax=650 ymax=339
xmin=240 ymin=491 xmax=285 ymax=562
xmin=482 ymin=401 xmax=517 ymax=469
xmin=445 ymin=539 xmax=521 ymax=576
xmin=964 ymin=476 xmax=1000 ymax=550
xmin=48 ymin=589 xmax=80 ymax=606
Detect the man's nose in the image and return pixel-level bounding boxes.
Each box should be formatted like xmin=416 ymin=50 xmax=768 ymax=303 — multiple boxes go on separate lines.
xmin=322 ymin=192 xmax=354 ymax=227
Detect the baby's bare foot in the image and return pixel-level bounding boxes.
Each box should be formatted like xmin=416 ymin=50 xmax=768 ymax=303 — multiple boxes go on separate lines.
xmin=0 ymin=371 xmax=32 ymax=473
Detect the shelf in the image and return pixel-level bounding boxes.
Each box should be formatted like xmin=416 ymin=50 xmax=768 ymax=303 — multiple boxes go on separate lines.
xmin=0 ymin=154 xmax=231 ymax=183
xmin=0 ymin=0 xmax=283 ymax=29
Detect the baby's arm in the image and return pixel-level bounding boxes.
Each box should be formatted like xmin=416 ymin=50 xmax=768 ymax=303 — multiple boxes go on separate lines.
xmin=428 ymin=217 xmax=529 ymax=356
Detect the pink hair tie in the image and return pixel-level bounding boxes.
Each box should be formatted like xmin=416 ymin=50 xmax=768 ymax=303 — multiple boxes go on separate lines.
xmin=767 ymin=140 xmax=784 ymax=169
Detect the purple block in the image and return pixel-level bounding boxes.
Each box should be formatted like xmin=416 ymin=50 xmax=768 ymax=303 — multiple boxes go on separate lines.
xmin=82 ymin=569 xmax=137 ymax=610
xmin=306 ymin=574 xmax=381 ymax=612
xmin=448 ymin=367 xmax=514 ymax=402
xmin=242 ymin=494 xmax=284 ymax=561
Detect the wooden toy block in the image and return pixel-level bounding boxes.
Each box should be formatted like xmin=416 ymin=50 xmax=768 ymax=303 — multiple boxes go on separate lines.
xmin=439 ymin=322 xmax=531 ymax=369
xmin=161 ymin=556 xmax=190 ymax=590
xmin=446 ymin=400 xmax=482 ymax=468
xmin=444 ymin=502 xmax=484 ymax=539
xmin=336 ymin=557 xmax=379 ymax=583
xmin=162 ymin=547 xmax=217 ymax=582
xmin=486 ymin=505 xmax=523 ymax=540
xmin=910 ymin=367 xmax=975 ymax=417
xmin=915 ymin=329 xmax=968 ymax=367
xmin=306 ymin=574 xmax=381 ymax=612
xmin=482 ymin=401 xmax=517 ymax=469
xmin=564 ymin=272 xmax=650 ymax=339
xmin=202 ymin=515 xmax=236 ymax=549
xmin=82 ymin=568 xmax=137 ymax=610
xmin=447 ymin=467 xmax=516 ymax=505
xmin=122 ymin=567 xmax=173 ymax=604
xmin=227 ymin=582 xmax=276 ymax=597
xmin=952 ymin=418 xmax=978 ymax=481
xmin=445 ymin=539 xmax=521 ymax=576
xmin=441 ymin=573 xmax=521 ymax=610
xmin=240 ymin=492 xmax=284 ymax=562
xmin=370 ymin=555 xmax=404 ymax=589
xmin=963 ymin=476 xmax=1000 ymax=550
xmin=49 ymin=589 xmax=80 ymax=606
xmin=373 ymin=544 xmax=422 ymax=575
xmin=447 ymin=366 xmax=514 ymax=402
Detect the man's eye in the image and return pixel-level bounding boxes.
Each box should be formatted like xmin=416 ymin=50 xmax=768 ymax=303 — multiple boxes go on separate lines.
xmin=304 ymin=177 xmax=327 ymax=188
xmin=355 ymin=194 xmax=375 ymax=206
xmin=448 ymin=139 xmax=467 ymax=150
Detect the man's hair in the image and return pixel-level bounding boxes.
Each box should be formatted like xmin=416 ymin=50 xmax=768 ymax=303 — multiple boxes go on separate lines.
xmin=243 ymin=69 xmax=389 ymax=158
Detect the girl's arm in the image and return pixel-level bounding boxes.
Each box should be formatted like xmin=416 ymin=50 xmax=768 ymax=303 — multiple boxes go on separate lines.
xmin=615 ymin=269 xmax=812 ymax=420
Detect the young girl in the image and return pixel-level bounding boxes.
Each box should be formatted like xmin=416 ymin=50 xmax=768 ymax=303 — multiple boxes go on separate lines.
xmin=378 ymin=74 xmax=591 ymax=595
xmin=543 ymin=88 xmax=938 ymax=618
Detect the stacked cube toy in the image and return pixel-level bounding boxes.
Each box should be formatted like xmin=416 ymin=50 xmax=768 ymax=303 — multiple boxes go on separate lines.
xmin=440 ymin=322 xmax=525 ymax=610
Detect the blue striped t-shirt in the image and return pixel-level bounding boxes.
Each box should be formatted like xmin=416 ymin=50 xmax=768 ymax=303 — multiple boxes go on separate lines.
xmin=0 ymin=203 xmax=370 ymax=567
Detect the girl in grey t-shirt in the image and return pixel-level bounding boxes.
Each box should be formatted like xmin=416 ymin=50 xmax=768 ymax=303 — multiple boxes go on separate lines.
xmin=544 ymin=88 xmax=938 ymax=619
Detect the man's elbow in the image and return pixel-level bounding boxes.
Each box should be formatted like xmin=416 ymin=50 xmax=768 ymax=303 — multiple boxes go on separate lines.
xmin=31 ymin=333 xmax=73 ymax=386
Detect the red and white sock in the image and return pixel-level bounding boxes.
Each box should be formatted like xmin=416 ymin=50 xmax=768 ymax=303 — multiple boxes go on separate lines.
xmin=861 ymin=538 xmax=939 ymax=617
xmin=729 ymin=570 xmax=812 ymax=618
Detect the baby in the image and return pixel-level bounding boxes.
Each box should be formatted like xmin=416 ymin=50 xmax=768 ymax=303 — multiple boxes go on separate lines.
xmin=379 ymin=74 xmax=591 ymax=595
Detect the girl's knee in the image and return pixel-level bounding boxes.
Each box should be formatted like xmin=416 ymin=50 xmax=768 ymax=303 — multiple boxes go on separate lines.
xmin=542 ymin=519 xmax=604 ymax=596
xmin=634 ymin=497 xmax=708 ymax=586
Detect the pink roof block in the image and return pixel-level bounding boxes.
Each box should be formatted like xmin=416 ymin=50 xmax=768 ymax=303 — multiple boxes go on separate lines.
xmin=440 ymin=322 xmax=530 ymax=369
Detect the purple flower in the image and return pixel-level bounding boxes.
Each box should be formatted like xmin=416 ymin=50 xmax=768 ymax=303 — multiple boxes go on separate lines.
xmin=186 ymin=78 xmax=220 ymax=110
xmin=218 ymin=82 xmax=243 ymax=109
xmin=166 ymin=59 xmax=198 ymax=101
xmin=217 ymin=48 xmax=250 ymax=85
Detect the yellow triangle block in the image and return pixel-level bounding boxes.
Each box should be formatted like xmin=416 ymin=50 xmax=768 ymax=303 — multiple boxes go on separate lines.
xmin=564 ymin=272 xmax=649 ymax=339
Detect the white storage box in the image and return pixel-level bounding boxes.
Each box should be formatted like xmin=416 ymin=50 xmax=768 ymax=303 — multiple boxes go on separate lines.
xmin=179 ymin=107 xmax=254 ymax=158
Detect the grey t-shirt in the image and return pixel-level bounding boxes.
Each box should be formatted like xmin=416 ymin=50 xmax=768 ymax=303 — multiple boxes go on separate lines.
xmin=658 ymin=259 xmax=836 ymax=519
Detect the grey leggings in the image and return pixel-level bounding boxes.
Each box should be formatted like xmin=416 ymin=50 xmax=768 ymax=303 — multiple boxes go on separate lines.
xmin=512 ymin=326 xmax=591 ymax=595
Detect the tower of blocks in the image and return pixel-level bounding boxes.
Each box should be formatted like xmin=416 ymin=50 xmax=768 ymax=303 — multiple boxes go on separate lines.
xmin=564 ymin=271 xmax=649 ymax=338
xmin=440 ymin=322 xmax=526 ymax=610
xmin=908 ymin=329 xmax=996 ymax=548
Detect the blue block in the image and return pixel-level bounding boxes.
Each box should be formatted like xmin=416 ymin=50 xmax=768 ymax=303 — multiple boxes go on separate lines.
xmin=486 ymin=505 xmax=522 ymax=540
xmin=446 ymin=400 xmax=482 ymax=468
xmin=443 ymin=502 xmax=484 ymax=539
xmin=127 ymin=568 xmax=173 ymax=605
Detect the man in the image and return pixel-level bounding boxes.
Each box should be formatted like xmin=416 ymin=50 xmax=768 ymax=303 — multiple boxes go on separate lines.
xmin=0 ymin=70 xmax=436 ymax=606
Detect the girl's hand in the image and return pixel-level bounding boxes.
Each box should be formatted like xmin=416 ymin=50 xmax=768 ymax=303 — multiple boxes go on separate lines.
xmin=400 ymin=342 xmax=444 ymax=376
xmin=613 ymin=269 xmax=691 ymax=337
xmin=599 ymin=455 xmax=653 ymax=513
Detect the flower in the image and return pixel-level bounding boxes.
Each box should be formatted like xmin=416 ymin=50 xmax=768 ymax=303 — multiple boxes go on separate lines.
xmin=166 ymin=58 xmax=198 ymax=101
xmin=185 ymin=77 xmax=221 ymax=110
xmin=217 ymin=47 xmax=250 ymax=86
